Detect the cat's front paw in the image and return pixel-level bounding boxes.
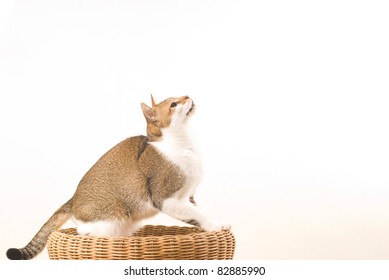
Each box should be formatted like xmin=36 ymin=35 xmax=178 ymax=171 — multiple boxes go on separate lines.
xmin=219 ymin=223 xmax=231 ymax=231
xmin=202 ymin=223 xmax=231 ymax=232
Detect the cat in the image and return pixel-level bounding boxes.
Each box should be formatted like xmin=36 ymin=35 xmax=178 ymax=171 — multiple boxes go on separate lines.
xmin=6 ymin=95 xmax=230 ymax=260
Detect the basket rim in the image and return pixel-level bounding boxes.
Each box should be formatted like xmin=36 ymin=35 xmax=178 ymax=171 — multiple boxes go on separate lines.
xmin=52 ymin=225 xmax=233 ymax=241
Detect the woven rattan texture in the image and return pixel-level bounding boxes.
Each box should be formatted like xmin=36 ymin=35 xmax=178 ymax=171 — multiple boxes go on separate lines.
xmin=47 ymin=225 xmax=235 ymax=260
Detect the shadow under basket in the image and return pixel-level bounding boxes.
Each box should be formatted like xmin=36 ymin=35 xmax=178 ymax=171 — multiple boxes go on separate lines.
xmin=47 ymin=225 xmax=235 ymax=260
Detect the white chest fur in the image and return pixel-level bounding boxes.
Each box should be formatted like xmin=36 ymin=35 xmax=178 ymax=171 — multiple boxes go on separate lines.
xmin=151 ymin=128 xmax=202 ymax=191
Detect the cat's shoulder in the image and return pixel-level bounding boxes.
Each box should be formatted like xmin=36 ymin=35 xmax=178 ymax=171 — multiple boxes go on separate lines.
xmin=103 ymin=135 xmax=149 ymax=158
xmin=121 ymin=135 xmax=149 ymax=146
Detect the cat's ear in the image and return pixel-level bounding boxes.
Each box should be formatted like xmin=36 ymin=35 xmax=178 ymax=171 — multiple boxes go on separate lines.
xmin=151 ymin=94 xmax=157 ymax=108
xmin=141 ymin=103 xmax=157 ymax=122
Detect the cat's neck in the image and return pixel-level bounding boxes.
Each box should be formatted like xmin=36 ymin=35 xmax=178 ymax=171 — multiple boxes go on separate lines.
xmin=156 ymin=126 xmax=196 ymax=149
xmin=151 ymin=126 xmax=202 ymax=180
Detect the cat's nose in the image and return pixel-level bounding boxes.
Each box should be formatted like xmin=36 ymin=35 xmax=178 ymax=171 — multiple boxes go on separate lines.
xmin=182 ymin=96 xmax=192 ymax=104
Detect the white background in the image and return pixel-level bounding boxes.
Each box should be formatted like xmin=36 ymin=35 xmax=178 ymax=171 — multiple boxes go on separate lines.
xmin=0 ymin=0 xmax=389 ymax=260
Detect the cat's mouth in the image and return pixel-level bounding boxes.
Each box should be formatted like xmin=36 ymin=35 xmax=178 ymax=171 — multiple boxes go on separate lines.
xmin=187 ymin=103 xmax=195 ymax=116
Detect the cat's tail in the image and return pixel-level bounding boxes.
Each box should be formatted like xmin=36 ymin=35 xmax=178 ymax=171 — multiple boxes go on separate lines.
xmin=6 ymin=199 xmax=73 ymax=260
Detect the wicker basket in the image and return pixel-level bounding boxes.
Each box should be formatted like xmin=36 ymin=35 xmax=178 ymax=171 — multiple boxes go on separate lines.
xmin=47 ymin=225 xmax=235 ymax=260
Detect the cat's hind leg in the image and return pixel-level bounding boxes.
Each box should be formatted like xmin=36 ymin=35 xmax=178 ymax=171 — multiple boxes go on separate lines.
xmin=73 ymin=218 xmax=141 ymax=237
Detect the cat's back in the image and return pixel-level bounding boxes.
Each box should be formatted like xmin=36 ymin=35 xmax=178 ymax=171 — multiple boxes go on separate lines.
xmin=105 ymin=135 xmax=149 ymax=164
xmin=78 ymin=135 xmax=149 ymax=183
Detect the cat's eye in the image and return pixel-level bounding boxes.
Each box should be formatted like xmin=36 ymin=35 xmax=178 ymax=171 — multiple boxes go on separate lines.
xmin=170 ymin=102 xmax=177 ymax=108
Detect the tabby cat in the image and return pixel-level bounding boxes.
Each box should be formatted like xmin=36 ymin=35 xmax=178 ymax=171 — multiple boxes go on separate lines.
xmin=6 ymin=95 xmax=230 ymax=260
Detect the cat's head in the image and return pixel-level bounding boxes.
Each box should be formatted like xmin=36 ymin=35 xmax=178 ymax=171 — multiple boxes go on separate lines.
xmin=141 ymin=95 xmax=196 ymax=141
